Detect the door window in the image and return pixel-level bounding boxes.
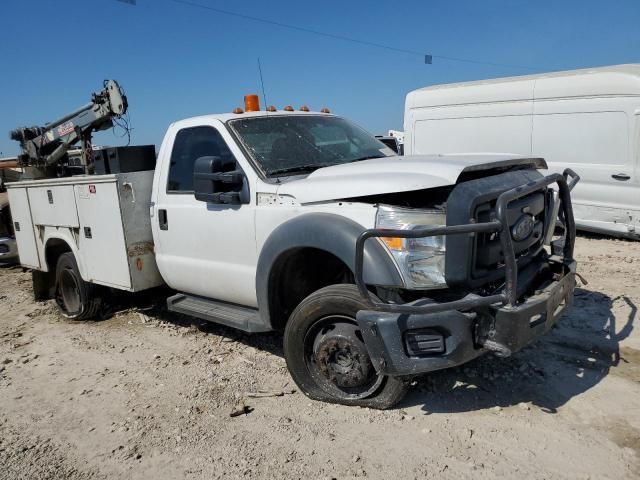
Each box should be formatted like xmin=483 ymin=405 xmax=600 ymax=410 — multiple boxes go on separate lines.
xmin=167 ymin=126 xmax=236 ymax=192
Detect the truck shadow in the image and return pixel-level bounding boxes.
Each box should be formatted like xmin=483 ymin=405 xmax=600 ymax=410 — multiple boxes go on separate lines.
xmin=106 ymin=285 xmax=636 ymax=413
xmin=108 ymin=287 xmax=286 ymax=357
xmin=403 ymin=288 xmax=637 ymax=414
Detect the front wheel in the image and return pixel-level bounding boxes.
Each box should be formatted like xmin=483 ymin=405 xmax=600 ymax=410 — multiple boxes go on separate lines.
xmin=284 ymin=284 xmax=408 ymax=409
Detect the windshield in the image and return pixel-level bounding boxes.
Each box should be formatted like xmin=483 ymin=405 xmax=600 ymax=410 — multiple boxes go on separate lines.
xmin=228 ymin=115 xmax=395 ymax=176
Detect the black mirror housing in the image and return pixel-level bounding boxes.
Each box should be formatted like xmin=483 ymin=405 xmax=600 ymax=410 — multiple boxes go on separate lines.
xmin=194 ymin=156 xmax=247 ymax=204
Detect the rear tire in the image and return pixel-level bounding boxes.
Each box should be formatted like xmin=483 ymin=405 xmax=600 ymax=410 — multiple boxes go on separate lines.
xmin=54 ymin=253 xmax=102 ymax=320
xmin=284 ymin=284 xmax=408 ymax=409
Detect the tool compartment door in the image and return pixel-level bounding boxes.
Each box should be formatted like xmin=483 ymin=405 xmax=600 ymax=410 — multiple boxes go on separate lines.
xmin=6 ymin=188 xmax=40 ymax=269
xmin=74 ymin=181 xmax=132 ymax=290
xmin=28 ymin=185 xmax=79 ymax=227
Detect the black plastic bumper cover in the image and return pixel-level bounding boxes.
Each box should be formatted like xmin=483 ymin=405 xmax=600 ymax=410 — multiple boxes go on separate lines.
xmin=356 ymin=260 xmax=576 ymax=376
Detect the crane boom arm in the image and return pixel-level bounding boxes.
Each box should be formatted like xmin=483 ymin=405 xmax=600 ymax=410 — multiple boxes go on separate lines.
xmin=9 ymin=80 xmax=128 ymax=176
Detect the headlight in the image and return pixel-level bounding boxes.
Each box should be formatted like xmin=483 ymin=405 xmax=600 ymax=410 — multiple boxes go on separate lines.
xmin=375 ymin=205 xmax=447 ymax=289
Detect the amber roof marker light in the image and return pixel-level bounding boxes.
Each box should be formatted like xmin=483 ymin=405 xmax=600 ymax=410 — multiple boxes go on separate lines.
xmin=299 ymin=105 xmax=310 ymax=112
xmin=244 ymin=94 xmax=260 ymax=112
xmin=232 ymin=107 xmax=244 ymax=114
xmin=321 ymin=107 xmax=330 ymax=113
xmin=266 ymin=105 xmax=277 ymax=112
xmin=284 ymin=105 xmax=294 ymax=112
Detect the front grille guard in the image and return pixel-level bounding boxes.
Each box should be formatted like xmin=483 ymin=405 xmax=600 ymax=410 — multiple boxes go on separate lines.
xmin=354 ymin=169 xmax=579 ymax=315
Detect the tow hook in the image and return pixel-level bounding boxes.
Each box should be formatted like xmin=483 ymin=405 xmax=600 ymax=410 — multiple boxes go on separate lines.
xmin=480 ymin=339 xmax=512 ymax=358
xmin=575 ymin=271 xmax=589 ymax=286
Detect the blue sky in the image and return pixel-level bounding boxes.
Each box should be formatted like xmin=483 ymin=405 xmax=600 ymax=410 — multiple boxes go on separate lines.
xmin=1 ymin=0 xmax=639 ymax=156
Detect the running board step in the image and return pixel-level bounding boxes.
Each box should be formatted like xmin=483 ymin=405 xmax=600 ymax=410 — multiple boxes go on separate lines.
xmin=166 ymin=293 xmax=269 ymax=333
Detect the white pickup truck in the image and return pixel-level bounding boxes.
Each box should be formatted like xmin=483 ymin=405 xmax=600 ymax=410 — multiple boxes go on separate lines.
xmin=7 ymin=99 xmax=580 ymax=408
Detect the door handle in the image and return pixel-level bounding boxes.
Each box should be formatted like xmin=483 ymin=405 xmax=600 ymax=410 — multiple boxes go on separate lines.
xmin=611 ymin=173 xmax=631 ymax=181
xmin=158 ymin=209 xmax=168 ymax=230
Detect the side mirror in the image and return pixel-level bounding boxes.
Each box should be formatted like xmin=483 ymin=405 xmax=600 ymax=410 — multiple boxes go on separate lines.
xmin=193 ymin=156 xmax=247 ymax=204
xmin=375 ymin=135 xmax=401 ymax=155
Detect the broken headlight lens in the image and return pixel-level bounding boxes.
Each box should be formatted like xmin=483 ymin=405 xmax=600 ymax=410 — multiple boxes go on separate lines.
xmin=375 ymin=205 xmax=447 ymax=289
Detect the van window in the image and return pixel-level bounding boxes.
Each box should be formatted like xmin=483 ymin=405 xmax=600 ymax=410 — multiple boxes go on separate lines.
xmin=532 ymin=111 xmax=628 ymax=167
xmin=167 ymin=126 xmax=236 ymax=192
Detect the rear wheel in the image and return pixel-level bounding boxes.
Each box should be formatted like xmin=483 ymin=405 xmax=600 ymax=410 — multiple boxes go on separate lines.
xmin=54 ymin=253 xmax=102 ymax=320
xmin=284 ymin=284 xmax=408 ymax=409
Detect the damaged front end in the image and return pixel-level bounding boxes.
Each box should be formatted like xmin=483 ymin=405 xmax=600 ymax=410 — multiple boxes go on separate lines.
xmin=353 ymin=168 xmax=580 ymax=376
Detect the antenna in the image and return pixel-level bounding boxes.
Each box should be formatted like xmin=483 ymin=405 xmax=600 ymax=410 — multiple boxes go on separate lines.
xmin=257 ymin=58 xmax=268 ymax=111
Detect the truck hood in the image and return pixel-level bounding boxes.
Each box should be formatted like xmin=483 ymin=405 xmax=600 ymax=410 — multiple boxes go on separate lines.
xmin=276 ymin=154 xmax=546 ymax=204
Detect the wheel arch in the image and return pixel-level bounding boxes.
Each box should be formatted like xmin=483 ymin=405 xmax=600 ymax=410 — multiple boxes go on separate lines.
xmin=31 ymin=232 xmax=86 ymax=301
xmin=42 ymin=229 xmax=88 ymax=280
xmin=256 ymin=213 xmax=402 ymax=330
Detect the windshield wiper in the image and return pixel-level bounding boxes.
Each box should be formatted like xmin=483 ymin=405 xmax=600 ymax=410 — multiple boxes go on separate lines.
xmin=348 ymin=155 xmax=386 ymax=163
xmin=268 ymin=164 xmax=327 ymax=177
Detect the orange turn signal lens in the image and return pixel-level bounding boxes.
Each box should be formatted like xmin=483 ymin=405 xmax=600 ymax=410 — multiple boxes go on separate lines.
xmin=381 ymin=237 xmax=403 ymax=250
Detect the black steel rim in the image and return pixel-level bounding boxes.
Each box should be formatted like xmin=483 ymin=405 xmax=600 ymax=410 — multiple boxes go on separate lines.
xmin=57 ymin=268 xmax=81 ymax=315
xmin=303 ymin=314 xmax=384 ymax=400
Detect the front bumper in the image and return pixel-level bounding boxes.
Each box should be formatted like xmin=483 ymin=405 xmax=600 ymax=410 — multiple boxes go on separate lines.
xmin=356 ymin=260 xmax=576 ymax=376
xmin=353 ymin=169 xmax=580 ymax=377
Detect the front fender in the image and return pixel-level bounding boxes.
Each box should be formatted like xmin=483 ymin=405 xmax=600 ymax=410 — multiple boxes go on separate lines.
xmin=256 ymin=213 xmax=403 ymax=328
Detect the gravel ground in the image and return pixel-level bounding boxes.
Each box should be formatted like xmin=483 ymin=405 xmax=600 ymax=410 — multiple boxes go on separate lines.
xmin=0 ymin=234 xmax=639 ymax=479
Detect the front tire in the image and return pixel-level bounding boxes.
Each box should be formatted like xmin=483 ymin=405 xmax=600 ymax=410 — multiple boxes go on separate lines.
xmin=54 ymin=253 xmax=102 ymax=320
xmin=284 ymin=284 xmax=408 ymax=409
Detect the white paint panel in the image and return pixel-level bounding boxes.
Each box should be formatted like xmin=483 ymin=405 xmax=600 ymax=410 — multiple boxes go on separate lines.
xmin=406 ymin=78 xmax=534 ymax=109
xmin=75 ymin=181 xmax=131 ymax=289
xmin=277 ymin=153 xmax=534 ymax=203
xmin=28 ymin=185 xmax=79 ymax=227
xmin=532 ymin=111 xmax=629 ymax=168
xmin=154 ymin=194 xmax=258 ymax=307
xmin=6 ymin=188 xmax=40 ymax=268
xmin=532 ymin=110 xmax=638 ymax=232
xmin=412 ymin=115 xmax=532 ymax=156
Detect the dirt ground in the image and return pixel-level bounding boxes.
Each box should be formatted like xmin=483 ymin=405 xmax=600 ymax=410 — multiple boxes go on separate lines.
xmin=1 ymin=234 xmax=639 ymax=480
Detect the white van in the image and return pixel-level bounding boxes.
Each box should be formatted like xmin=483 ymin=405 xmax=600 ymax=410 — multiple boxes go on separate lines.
xmin=404 ymin=64 xmax=640 ymax=238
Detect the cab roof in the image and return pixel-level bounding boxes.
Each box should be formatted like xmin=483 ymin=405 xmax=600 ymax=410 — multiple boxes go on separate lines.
xmin=171 ymin=110 xmax=335 ymax=128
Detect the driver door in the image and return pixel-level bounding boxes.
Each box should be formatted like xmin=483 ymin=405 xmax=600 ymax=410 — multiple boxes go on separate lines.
xmin=153 ymin=122 xmax=258 ymax=307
